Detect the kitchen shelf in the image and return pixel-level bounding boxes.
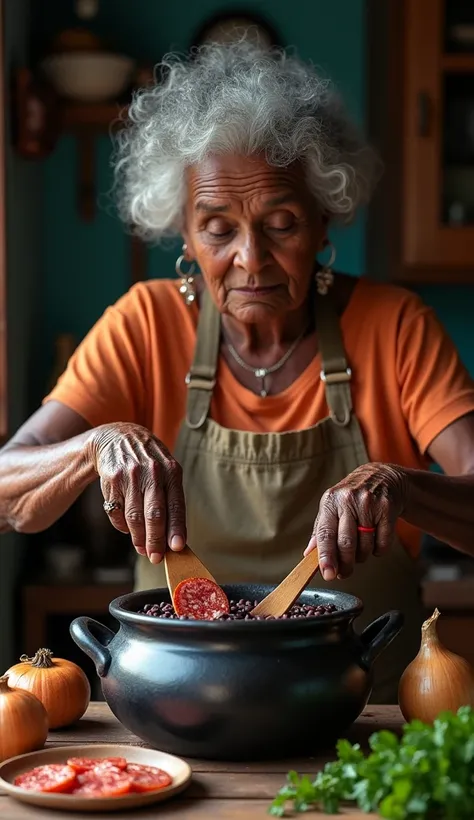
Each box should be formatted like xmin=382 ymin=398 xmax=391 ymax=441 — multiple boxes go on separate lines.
xmin=442 ymin=53 xmax=474 ymax=72
xmin=397 ymin=265 xmax=474 ymax=285
xmin=23 ymin=582 xmax=132 ymax=653
xmin=56 ymin=101 xmax=129 ymax=221
xmin=13 ymin=64 xmax=148 ymax=282
xmin=61 ymin=101 xmax=129 ymax=132
xmin=59 ymin=99 xmax=148 ymax=281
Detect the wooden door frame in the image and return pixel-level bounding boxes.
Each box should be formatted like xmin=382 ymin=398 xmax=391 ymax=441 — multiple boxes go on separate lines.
xmin=0 ymin=0 xmax=7 ymax=439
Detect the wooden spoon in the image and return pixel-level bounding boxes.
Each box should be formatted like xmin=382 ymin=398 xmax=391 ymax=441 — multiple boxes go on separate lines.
xmin=164 ymin=544 xmax=217 ymax=596
xmin=250 ymin=550 xmax=320 ymax=618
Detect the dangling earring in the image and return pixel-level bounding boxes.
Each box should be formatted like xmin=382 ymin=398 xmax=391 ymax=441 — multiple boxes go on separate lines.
xmin=315 ymin=242 xmax=336 ymax=296
xmin=176 ymin=244 xmax=197 ymax=306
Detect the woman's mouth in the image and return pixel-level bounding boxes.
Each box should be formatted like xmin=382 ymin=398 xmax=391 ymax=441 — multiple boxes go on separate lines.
xmin=233 ymin=285 xmax=281 ymax=296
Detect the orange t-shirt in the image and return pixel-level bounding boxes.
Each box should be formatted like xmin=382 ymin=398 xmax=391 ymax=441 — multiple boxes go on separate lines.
xmin=44 ymin=277 xmax=474 ymax=556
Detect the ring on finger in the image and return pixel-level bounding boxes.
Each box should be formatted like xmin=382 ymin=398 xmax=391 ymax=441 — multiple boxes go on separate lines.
xmin=103 ymin=500 xmax=122 ymax=514
xmin=357 ymin=525 xmax=375 ymax=534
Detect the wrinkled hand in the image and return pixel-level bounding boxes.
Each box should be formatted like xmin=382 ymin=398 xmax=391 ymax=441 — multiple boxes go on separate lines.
xmin=304 ymin=463 xmax=407 ymax=581
xmin=89 ymin=422 xmax=186 ymax=564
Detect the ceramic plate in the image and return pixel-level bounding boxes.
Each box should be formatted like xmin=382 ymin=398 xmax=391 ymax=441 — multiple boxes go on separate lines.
xmin=0 ymin=743 xmax=192 ymax=813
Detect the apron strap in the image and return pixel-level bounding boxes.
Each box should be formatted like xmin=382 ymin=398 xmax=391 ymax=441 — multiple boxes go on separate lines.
xmin=185 ymin=288 xmax=221 ymax=429
xmin=315 ymin=290 xmax=353 ymax=427
xmin=185 ymin=282 xmax=352 ymax=428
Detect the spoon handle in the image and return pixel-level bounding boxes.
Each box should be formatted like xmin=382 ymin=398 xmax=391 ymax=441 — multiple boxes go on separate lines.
xmin=250 ymin=550 xmax=320 ymax=618
xmin=164 ymin=545 xmax=217 ymax=596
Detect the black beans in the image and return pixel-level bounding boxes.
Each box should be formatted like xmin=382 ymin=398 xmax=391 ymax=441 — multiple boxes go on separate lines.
xmin=137 ymin=598 xmax=338 ymax=621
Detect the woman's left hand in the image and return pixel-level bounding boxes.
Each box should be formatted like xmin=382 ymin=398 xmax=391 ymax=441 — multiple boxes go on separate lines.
xmin=304 ymin=463 xmax=407 ymax=581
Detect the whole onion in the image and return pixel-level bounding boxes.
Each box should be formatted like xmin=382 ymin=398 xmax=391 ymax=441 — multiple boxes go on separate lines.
xmin=398 ymin=608 xmax=474 ymax=723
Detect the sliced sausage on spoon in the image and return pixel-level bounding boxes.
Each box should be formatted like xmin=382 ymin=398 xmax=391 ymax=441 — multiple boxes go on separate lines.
xmin=173 ymin=577 xmax=230 ymax=620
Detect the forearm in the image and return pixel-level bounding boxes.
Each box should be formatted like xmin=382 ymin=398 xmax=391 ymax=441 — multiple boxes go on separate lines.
xmin=0 ymin=432 xmax=97 ymax=533
xmin=400 ymin=467 xmax=474 ymax=554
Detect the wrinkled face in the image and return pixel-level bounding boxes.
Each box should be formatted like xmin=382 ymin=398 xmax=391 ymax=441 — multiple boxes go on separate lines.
xmin=183 ymin=154 xmax=327 ymax=322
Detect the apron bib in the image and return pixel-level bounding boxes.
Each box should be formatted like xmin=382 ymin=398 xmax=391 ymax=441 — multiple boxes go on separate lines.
xmin=135 ymin=288 xmax=424 ymax=703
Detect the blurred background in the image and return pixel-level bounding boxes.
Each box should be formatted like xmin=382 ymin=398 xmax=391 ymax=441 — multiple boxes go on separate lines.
xmin=0 ymin=0 xmax=473 ymax=693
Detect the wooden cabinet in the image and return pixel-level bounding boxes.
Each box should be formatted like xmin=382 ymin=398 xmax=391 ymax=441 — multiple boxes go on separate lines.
xmin=368 ymin=0 xmax=474 ymax=282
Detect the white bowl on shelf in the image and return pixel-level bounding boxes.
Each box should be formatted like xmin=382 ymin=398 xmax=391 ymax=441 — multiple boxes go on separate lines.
xmin=41 ymin=51 xmax=135 ymax=103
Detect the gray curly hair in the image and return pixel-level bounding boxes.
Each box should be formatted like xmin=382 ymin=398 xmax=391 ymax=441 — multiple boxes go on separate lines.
xmin=113 ymin=41 xmax=379 ymax=241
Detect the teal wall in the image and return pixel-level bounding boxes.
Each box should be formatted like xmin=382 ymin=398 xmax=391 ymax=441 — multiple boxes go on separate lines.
xmin=415 ymin=285 xmax=474 ymax=377
xmin=35 ymin=0 xmax=474 ymax=398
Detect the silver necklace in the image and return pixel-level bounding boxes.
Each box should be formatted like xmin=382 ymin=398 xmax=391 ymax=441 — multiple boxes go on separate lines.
xmin=226 ymin=326 xmax=308 ymax=397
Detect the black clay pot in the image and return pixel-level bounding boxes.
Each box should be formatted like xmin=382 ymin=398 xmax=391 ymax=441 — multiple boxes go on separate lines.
xmin=70 ymin=584 xmax=403 ymax=760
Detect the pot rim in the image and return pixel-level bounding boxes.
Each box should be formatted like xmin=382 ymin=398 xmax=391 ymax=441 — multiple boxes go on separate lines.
xmin=109 ymin=584 xmax=364 ymax=632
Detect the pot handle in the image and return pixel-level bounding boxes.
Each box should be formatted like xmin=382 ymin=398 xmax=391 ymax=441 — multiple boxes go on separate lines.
xmin=70 ymin=617 xmax=114 ymax=678
xmin=359 ymin=610 xmax=404 ymax=669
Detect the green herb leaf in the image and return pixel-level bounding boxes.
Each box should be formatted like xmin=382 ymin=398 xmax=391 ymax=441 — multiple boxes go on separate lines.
xmin=268 ymin=706 xmax=474 ymax=818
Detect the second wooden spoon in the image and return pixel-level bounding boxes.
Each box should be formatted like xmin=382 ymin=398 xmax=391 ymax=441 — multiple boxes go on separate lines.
xmin=250 ymin=550 xmax=320 ymax=618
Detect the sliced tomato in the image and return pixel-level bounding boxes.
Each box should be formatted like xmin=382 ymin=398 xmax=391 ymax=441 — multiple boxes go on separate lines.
xmin=14 ymin=764 xmax=77 ymax=794
xmin=67 ymin=756 xmax=127 ymax=773
xmin=126 ymin=763 xmax=173 ymax=792
xmin=73 ymin=769 xmax=132 ymax=797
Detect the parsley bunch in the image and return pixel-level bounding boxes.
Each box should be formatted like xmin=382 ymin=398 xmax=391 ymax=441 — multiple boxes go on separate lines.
xmin=269 ymin=706 xmax=474 ymax=818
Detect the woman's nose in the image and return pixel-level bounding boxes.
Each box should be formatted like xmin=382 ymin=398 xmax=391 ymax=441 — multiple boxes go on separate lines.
xmin=234 ymin=232 xmax=269 ymax=274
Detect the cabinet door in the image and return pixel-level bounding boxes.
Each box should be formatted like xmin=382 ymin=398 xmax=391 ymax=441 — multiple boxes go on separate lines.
xmin=403 ymin=0 xmax=474 ymax=270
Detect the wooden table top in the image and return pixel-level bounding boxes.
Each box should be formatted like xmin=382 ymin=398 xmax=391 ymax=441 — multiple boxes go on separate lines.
xmin=0 ymin=703 xmax=403 ymax=819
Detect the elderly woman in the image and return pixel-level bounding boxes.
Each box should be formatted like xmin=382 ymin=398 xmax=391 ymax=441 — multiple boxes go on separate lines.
xmin=1 ymin=43 xmax=474 ymax=702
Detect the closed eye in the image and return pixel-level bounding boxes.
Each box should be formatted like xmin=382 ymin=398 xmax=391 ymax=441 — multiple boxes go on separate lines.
xmin=265 ymin=212 xmax=296 ymax=233
xmin=207 ymin=227 xmax=234 ymax=238
xmin=205 ymin=218 xmax=234 ymax=238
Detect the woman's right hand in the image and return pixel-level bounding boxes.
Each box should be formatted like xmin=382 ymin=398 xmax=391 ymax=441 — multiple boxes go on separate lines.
xmin=88 ymin=422 xmax=187 ymax=564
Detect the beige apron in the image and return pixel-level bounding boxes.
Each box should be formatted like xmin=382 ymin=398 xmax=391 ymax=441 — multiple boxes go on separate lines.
xmin=136 ymin=288 xmax=424 ymax=703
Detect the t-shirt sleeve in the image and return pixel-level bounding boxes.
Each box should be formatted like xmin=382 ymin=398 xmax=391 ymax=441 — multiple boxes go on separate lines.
xmin=396 ymin=295 xmax=474 ymax=455
xmin=43 ymin=284 xmax=151 ymax=429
